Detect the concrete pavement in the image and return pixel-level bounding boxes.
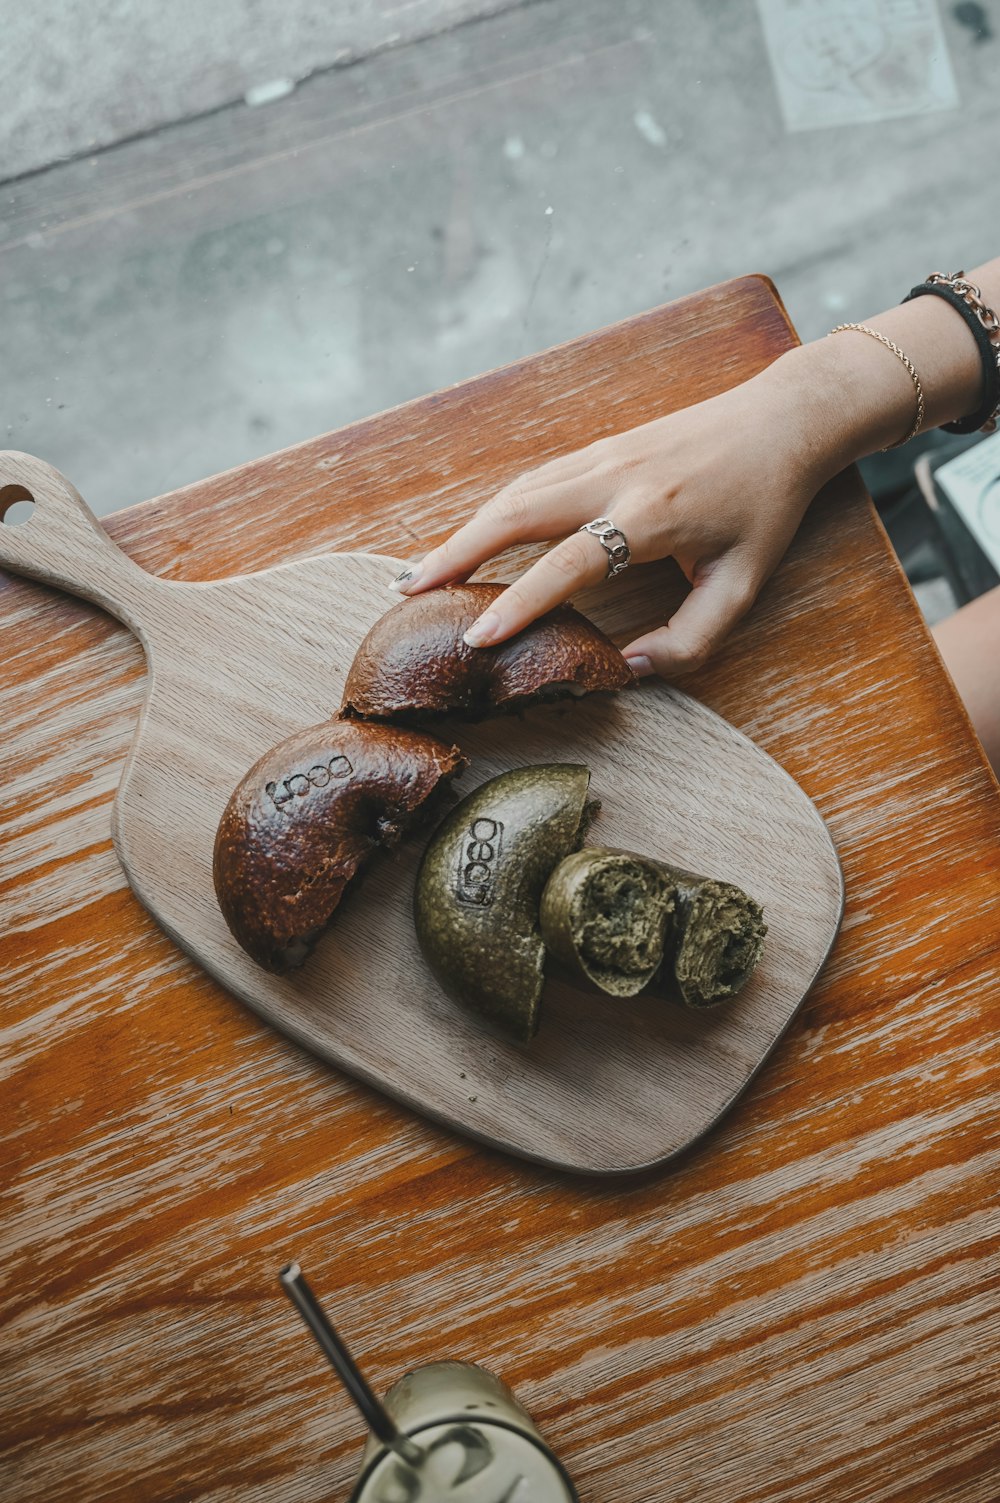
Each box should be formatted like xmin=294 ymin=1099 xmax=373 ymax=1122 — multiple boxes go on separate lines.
xmin=1 ymin=0 xmax=998 ymax=517
xmin=1 ymin=0 xmax=533 ymax=180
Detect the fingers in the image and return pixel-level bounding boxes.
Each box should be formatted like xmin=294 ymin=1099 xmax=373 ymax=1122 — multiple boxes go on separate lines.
xmin=395 ymin=481 xmax=580 ymax=596
xmin=622 ymin=560 xmax=756 ymax=678
xmin=390 ymin=451 xmax=604 ymax=596
xmin=463 ymin=529 xmax=611 ymax=646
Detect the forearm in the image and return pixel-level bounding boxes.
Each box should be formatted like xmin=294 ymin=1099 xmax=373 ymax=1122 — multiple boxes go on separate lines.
xmin=759 ymin=257 xmax=1000 ymax=485
xmin=400 ymin=255 xmax=1000 ymax=676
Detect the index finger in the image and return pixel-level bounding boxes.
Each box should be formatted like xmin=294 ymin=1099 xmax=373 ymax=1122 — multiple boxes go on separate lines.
xmin=463 ymin=528 xmax=613 ymax=647
xmin=392 ymin=449 xmax=599 ymax=595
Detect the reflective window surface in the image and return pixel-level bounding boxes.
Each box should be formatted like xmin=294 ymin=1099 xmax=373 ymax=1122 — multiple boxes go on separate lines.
xmin=2 ymin=0 xmax=998 ymax=515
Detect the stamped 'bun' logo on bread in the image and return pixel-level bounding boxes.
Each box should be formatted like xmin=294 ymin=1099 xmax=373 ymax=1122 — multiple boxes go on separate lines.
xmin=455 ymin=817 xmax=504 ymax=907
xmin=266 ymin=755 xmax=353 ymax=811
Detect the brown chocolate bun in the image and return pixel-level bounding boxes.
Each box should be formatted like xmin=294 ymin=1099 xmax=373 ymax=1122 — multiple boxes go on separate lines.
xmin=340 ymin=582 xmax=635 ymax=724
xmin=214 ymin=721 xmax=467 ymax=972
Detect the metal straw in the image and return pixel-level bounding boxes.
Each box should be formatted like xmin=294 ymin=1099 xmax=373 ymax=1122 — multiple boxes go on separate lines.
xmin=279 ymin=1261 xmax=425 ymax=1469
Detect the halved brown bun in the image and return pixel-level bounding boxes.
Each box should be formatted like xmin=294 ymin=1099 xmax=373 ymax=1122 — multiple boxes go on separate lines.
xmin=214 ymin=721 xmax=467 ymax=972
xmin=340 ymin=583 xmax=635 ymax=724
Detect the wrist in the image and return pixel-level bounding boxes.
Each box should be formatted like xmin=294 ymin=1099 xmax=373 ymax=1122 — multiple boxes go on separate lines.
xmin=752 ymin=338 xmax=907 ymax=486
xmin=756 ymin=268 xmax=998 ymax=481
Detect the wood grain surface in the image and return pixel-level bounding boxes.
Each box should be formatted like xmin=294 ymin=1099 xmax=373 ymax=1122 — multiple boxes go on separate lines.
xmin=0 ymin=451 xmax=843 ymax=1174
xmin=2 ymin=277 xmax=999 ymax=1501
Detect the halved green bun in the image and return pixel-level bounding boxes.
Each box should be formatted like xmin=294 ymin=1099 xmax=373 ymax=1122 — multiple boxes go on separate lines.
xmin=541 ymin=848 xmax=766 ymax=1009
xmin=414 ymin=764 xmax=597 ymax=1041
xmin=539 ymin=847 xmax=677 ymax=998
xmin=657 ymin=865 xmax=766 ymax=1009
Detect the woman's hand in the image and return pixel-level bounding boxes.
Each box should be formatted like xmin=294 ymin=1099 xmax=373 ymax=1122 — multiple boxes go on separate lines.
xmin=390 ymin=352 xmax=837 ymax=677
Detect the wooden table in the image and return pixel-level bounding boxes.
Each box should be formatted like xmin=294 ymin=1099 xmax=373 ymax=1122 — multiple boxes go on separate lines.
xmin=2 ymin=277 xmax=998 ymax=1503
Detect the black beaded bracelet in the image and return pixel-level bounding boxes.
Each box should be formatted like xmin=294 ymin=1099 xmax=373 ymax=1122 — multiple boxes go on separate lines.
xmin=902 ymin=277 xmax=1000 ymax=434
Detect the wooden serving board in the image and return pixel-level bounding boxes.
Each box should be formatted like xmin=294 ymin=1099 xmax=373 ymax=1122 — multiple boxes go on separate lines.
xmin=0 ymin=450 xmax=843 ymax=1173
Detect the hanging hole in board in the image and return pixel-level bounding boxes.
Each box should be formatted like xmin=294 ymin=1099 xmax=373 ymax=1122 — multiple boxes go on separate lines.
xmin=0 ymin=485 xmax=35 ymax=527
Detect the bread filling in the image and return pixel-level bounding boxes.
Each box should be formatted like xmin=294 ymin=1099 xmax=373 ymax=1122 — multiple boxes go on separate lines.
xmin=539 ymin=847 xmax=675 ymax=998
xmin=578 ymin=866 xmax=671 ymax=977
xmin=673 ymin=883 xmax=766 ymax=1008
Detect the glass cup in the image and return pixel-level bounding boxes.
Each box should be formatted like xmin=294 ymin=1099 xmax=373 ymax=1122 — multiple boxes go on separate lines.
xmin=349 ymin=1360 xmax=579 ymax=1502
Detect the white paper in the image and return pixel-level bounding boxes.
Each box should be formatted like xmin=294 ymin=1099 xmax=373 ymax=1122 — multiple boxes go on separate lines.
xmin=756 ymin=0 xmax=959 ymax=131
xmin=934 ymin=433 xmax=1000 ymax=573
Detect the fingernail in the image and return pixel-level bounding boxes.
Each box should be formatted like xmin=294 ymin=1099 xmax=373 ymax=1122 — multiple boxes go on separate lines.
xmin=389 ymin=563 xmax=422 ymax=594
xmin=624 ymin=654 xmax=654 ymax=678
xmin=463 ymin=610 xmax=500 ymax=648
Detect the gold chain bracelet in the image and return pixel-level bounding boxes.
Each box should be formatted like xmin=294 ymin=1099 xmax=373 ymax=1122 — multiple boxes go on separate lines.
xmin=829 ymin=323 xmax=925 ymax=450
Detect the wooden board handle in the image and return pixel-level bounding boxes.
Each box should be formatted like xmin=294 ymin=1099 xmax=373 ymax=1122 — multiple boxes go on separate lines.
xmin=0 ymin=451 xmax=162 ymax=636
